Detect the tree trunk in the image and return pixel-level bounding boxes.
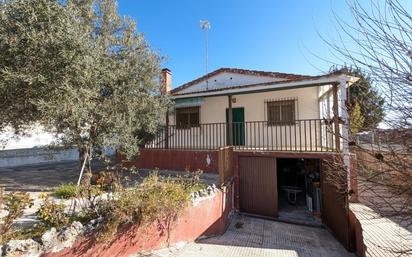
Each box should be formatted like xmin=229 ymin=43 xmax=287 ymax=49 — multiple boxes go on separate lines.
xmin=79 ymin=144 xmax=92 ymax=185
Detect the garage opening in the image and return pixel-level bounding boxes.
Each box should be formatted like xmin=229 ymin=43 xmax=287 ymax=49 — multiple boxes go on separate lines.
xmin=277 ymin=158 xmax=322 ymax=226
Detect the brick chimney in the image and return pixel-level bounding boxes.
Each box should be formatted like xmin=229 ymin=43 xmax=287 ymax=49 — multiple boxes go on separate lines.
xmin=161 ymin=68 xmax=172 ymax=94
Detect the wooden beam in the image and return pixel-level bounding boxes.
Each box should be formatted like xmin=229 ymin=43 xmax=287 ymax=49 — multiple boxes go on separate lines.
xmin=228 ymin=95 xmax=233 ymax=146
xmin=332 ymin=83 xmax=341 ymax=151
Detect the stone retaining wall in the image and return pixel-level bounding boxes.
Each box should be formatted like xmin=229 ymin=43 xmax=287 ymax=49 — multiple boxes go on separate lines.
xmin=0 ymin=148 xmax=78 ymax=168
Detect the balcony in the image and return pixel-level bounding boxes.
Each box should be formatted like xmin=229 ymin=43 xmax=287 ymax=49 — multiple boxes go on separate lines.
xmin=146 ymin=119 xmax=340 ymax=152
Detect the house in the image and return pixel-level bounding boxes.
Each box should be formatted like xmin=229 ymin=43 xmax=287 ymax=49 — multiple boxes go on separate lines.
xmin=123 ymin=67 xmax=360 ymax=250
xmin=151 ymin=68 xmax=358 ymax=152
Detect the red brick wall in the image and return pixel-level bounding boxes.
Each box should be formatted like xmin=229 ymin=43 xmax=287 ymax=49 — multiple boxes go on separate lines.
xmin=117 ymin=149 xmax=219 ymax=174
xmin=43 ymin=184 xmax=233 ymax=257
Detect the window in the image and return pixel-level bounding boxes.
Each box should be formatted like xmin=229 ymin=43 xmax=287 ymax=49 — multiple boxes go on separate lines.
xmin=176 ymin=107 xmax=200 ymax=129
xmin=266 ymin=99 xmax=296 ymax=125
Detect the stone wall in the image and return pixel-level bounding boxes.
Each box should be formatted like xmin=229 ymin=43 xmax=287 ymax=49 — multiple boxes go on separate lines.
xmin=0 ymin=147 xmax=79 ymax=168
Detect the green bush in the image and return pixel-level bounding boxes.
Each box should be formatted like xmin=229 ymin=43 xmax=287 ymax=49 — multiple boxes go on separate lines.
xmin=90 ymin=171 xmax=117 ymax=191
xmin=139 ymin=173 xmax=191 ymax=223
xmin=180 ymin=169 xmax=207 ymax=193
xmin=0 ymin=192 xmax=33 ymax=244
xmin=36 ymin=193 xmax=70 ymax=228
xmin=3 ymin=224 xmax=49 ymax=242
xmin=53 ymin=183 xmax=79 ymax=199
xmin=96 ymin=172 xmax=193 ymax=241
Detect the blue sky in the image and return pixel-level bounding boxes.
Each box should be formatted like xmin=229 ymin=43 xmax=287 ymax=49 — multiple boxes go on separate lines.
xmin=117 ymin=0 xmax=411 ymax=88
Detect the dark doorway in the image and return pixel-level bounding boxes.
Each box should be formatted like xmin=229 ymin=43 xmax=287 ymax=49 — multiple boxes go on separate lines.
xmin=226 ymin=107 xmax=245 ymax=146
xmin=276 ymin=158 xmax=322 ymax=226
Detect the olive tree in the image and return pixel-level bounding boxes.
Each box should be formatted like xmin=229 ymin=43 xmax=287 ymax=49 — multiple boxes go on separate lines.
xmin=0 ymin=0 xmax=168 ymax=174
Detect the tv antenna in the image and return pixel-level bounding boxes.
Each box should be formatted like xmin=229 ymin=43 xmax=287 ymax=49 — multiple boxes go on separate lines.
xmin=200 ymin=20 xmax=211 ymax=89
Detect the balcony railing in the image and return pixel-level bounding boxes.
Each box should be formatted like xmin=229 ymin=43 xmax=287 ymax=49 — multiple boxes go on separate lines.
xmin=145 ymin=119 xmax=339 ymax=152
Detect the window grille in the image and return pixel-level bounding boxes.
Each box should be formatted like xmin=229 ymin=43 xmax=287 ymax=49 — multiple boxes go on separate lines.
xmin=265 ymin=97 xmax=298 ymax=125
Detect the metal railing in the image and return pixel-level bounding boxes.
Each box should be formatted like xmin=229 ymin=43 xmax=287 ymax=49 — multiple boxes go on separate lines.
xmin=145 ymin=119 xmax=339 ymax=152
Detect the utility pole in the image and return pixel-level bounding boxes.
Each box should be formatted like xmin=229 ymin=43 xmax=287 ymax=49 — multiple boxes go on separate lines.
xmin=200 ymin=20 xmax=211 ymax=89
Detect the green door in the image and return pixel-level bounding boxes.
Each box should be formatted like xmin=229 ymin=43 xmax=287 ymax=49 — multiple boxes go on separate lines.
xmin=226 ymin=107 xmax=245 ymax=146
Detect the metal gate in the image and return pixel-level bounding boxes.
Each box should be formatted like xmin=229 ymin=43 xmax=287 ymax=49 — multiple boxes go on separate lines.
xmin=239 ymin=157 xmax=277 ymax=217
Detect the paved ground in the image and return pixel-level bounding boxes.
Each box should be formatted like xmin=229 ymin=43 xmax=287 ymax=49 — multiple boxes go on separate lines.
xmin=0 ymin=161 xmax=218 ymax=192
xmin=0 ymin=161 xmax=219 ymax=229
xmin=0 ymin=161 xmax=82 ymax=192
xmin=356 ymin=178 xmax=412 ymax=256
xmin=351 ymin=203 xmax=412 ymax=257
xmin=140 ymin=215 xmax=354 ymax=257
xmin=358 ymin=179 xmax=412 ymax=232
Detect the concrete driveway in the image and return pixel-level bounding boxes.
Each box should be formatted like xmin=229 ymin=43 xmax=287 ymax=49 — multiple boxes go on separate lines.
xmin=143 ymin=215 xmax=355 ymax=257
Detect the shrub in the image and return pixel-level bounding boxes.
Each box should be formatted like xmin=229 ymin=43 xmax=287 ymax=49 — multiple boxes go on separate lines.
xmin=179 ymin=169 xmax=207 ymax=193
xmin=96 ymin=172 xmax=193 ymax=241
xmin=53 ymin=183 xmax=79 ymax=199
xmin=36 ymin=193 xmax=70 ymax=228
xmin=90 ymin=171 xmax=118 ymax=191
xmin=0 ymin=191 xmax=33 ymax=243
xmin=3 ymin=224 xmax=49 ymax=242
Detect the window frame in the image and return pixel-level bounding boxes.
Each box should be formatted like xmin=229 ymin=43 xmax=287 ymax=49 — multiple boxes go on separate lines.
xmin=175 ymin=106 xmax=200 ymax=129
xmin=265 ymin=98 xmax=297 ymax=126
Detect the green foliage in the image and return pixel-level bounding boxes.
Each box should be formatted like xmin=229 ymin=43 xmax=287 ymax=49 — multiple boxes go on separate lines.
xmin=90 ymin=171 xmax=118 ymax=191
xmin=96 ymin=172 xmax=195 ymax=241
xmin=0 ymin=0 xmax=169 ymax=166
xmin=138 ymin=173 xmax=191 ymax=222
xmin=0 ymin=192 xmax=33 ymax=243
xmin=36 ymin=193 xmax=70 ymax=228
xmin=53 ymin=183 xmax=79 ymax=199
xmin=0 ymin=0 xmax=83 ymax=135
xmin=2 ymin=224 xmax=49 ymax=243
xmin=1 ymin=171 xmax=207 ymax=244
xmin=348 ymin=69 xmax=385 ymax=129
xmin=350 ymin=102 xmax=365 ymax=135
xmin=71 ymin=211 xmax=98 ymax=225
xmin=331 ymin=66 xmax=385 ymax=130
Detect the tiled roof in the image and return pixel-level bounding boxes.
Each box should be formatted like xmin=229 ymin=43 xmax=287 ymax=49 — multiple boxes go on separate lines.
xmin=170 ymin=68 xmax=313 ymax=94
xmin=172 ymin=72 xmax=340 ymax=97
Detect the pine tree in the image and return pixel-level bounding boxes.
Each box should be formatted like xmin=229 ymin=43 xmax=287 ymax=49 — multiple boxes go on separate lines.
xmin=330 ymin=66 xmax=385 ymax=130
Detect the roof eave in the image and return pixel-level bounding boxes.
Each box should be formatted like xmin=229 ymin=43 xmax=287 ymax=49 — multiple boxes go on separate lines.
xmin=170 ymin=67 xmax=312 ymax=94
xmin=172 ymin=75 xmax=352 ymax=99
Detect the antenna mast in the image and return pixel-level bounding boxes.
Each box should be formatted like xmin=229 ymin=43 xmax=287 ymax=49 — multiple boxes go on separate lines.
xmin=200 ymin=20 xmax=211 ymax=89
